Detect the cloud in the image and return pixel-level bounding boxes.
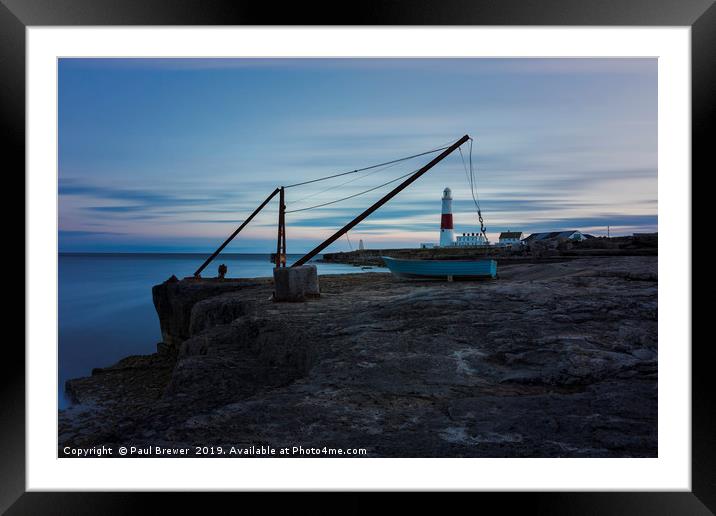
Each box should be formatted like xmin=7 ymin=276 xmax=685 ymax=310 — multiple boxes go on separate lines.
xmin=59 ymin=178 xmax=268 ymax=226
xmin=59 ymin=178 xmax=236 ymax=207
xmin=519 ymin=214 xmax=657 ymax=233
xmin=60 ymin=229 xmax=126 ymax=237
xmin=60 ymin=57 xmax=656 ymax=76
xmin=86 ymin=206 xmax=146 ymax=213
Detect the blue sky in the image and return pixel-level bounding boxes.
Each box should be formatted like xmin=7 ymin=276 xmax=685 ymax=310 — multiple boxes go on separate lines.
xmin=58 ymin=58 xmax=657 ymax=253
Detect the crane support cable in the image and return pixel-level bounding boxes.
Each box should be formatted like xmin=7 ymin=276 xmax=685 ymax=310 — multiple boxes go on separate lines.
xmin=459 ymin=138 xmax=488 ymax=242
xmin=285 ymin=169 xmax=417 ymax=213
xmin=287 ymin=158 xmax=405 ymax=208
xmin=283 ymin=144 xmax=450 ymax=189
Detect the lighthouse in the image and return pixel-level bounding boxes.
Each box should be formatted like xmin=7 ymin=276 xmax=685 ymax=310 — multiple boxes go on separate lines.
xmin=439 ymin=187 xmax=455 ymax=247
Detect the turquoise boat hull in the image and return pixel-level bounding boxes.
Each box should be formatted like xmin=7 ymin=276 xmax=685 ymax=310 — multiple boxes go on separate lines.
xmin=382 ymin=256 xmax=497 ymax=280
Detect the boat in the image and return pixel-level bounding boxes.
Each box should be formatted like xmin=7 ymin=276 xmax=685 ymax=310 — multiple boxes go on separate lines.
xmin=382 ymin=256 xmax=497 ymax=280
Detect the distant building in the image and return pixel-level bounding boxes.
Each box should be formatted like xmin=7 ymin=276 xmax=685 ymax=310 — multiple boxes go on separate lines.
xmin=358 ymin=239 xmax=365 ymax=251
xmin=455 ymin=232 xmax=488 ymax=247
xmin=523 ymin=230 xmax=587 ymax=243
xmin=499 ymin=231 xmax=523 ymax=245
xmin=420 ymin=243 xmax=436 ymax=249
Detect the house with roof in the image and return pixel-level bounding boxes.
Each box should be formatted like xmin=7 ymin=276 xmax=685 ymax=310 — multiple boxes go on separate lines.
xmin=523 ymin=230 xmax=589 ymax=243
xmin=498 ymin=231 xmax=523 ymax=246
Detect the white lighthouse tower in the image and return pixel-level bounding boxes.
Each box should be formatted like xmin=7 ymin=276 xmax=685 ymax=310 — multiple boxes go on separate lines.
xmin=439 ymin=187 xmax=455 ymax=247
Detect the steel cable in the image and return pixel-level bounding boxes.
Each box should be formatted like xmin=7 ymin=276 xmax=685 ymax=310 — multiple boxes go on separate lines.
xmin=285 ymin=169 xmax=417 ymax=213
xmin=282 ymin=144 xmax=450 ymax=189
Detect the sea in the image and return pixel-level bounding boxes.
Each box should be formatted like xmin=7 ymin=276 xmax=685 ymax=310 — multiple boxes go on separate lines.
xmin=58 ymin=253 xmax=384 ymax=409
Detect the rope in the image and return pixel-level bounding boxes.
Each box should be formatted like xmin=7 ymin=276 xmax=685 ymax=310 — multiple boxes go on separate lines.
xmin=287 ymin=159 xmax=404 ymax=208
xmin=459 ymin=138 xmax=488 ymax=243
xmin=283 ymin=145 xmax=450 ymax=189
xmin=285 ymin=169 xmax=417 ymax=213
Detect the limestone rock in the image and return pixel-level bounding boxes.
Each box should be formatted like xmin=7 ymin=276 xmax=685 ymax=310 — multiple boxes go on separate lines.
xmin=273 ymin=264 xmax=320 ymax=302
xmin=61 ymin=256 xmax=657 ymax=458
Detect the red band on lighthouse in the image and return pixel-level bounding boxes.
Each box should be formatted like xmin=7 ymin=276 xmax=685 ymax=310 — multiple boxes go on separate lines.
xmin=440 ymin=213 xmax=453 ymax=229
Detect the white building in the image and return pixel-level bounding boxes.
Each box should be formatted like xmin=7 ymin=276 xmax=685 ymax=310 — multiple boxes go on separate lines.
xmin=455 ymin=232 xmax=488 ymax=246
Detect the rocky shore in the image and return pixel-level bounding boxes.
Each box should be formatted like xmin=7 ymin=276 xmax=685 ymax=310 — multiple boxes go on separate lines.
xmin=60 ymin=256 xmax=657 ymax=457
xmin=320 ymin=234 xmax=658 ymax=267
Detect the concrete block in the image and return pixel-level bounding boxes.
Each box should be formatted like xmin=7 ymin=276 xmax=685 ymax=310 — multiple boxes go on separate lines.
xmin=273 ymin=265 xmax=320 ymax=302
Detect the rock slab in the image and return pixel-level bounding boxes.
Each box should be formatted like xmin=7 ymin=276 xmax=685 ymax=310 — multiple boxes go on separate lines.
xmin=61 ymin=256 xmax=657 ymax=458
xmin=273 ymin=264 xmax=320 ymax=302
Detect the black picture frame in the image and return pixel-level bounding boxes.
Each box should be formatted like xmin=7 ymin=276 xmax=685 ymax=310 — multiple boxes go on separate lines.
xmin=3 ymin=0 xmax=709 ymax=512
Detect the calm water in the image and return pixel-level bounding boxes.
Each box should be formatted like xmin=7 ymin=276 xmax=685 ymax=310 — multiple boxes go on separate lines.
xmin=58 ymin=253 xmax=384 ymax=409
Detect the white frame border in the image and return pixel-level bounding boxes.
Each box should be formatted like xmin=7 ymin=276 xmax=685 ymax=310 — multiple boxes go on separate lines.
xmin=27 ymin=27 xmax=690 ymax=491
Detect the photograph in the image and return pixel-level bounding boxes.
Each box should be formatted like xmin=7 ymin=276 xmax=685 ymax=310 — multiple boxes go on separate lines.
xmin=2 ymin=0 xmax=709 ymax=506
xmin=57 ymin=57 xmax=659 ymax=459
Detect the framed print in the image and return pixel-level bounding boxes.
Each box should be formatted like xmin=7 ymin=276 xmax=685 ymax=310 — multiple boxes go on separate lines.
xmin=4 ymin=0 xmax=711 ymax=512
